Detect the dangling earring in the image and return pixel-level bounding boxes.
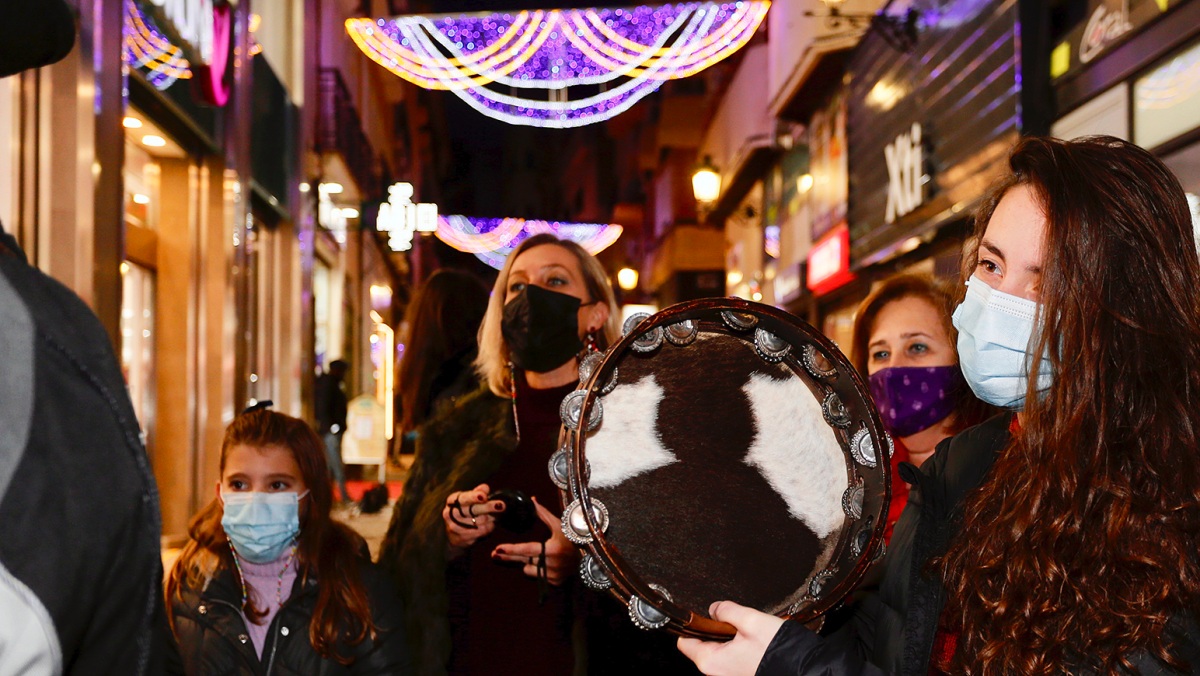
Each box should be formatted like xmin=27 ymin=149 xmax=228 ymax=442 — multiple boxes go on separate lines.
xmin=583 ymin=330 xmax=599 ymax=354
xmin=508 ymin=360 xmax=521 ymax=443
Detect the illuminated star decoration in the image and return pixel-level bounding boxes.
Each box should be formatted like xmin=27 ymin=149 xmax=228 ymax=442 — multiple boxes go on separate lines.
xmin=435 ymin=216 xmax=623 ymax=268
xmin=123 ymin=0 xmax=263 ymax=91
xmin=346 ymin=1 xmax=770 ymax=128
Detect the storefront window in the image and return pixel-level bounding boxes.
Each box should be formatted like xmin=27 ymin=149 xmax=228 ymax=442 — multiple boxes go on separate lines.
xmin=0 ymin=77 xmax=16 ymax=235
xmin=124 ymin=139 xmax=161 ymax=231
xmin=314 ymin=260 xmax=331 ymax=369
xmin=1161 ymin=143 xmax=1200 ymax=211
xmin=119 ymin=105 xmax=190 ymax=459
xmin=1134 ymin=37 xmax=1200 ymax=150
xmin=244 ymin=216 xmax=281 ymax=406
xmin=120 ymin=262 xmax=156 ymax=447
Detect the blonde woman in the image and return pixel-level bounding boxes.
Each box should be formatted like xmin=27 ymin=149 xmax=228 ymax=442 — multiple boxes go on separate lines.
xmin=379 ymin=234 xmax=621 ymax=675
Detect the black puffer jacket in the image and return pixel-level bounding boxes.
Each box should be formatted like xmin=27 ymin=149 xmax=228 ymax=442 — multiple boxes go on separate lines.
xmin=758 ymin=413 xmax=1200 ymax=675
xmin=168 ymin=558 xmax=412 ymax=675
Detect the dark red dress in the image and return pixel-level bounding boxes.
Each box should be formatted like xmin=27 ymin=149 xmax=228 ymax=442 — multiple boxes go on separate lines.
xmin=446 ymin=375 xmax=577 ymax=676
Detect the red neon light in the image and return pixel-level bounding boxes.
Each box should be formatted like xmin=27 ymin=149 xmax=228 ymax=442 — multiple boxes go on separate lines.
xmin=806 ymin=224 xmax=855 ymax=296
xmin=191 ymin=3 xmax=231 ymax=106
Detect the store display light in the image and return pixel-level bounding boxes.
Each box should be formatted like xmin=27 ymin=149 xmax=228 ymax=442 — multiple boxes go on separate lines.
xmin=141 ymin=135 xmax=167 ymax=147
xmin=122 ymin=117 xmax=144 ymax=129
xmin=346 ymin=2 xmax=770 ymax=128
xmin=319 ymin=182 xmax=345 ymax=194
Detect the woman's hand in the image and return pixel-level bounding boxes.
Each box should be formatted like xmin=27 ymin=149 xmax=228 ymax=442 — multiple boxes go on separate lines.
xmin=490 ymin=496 xmax=580 ymax=585
xmin=442 ymin=484 xmax=506 ymax=557
xmin=677 ymin=601 xmax=785 ymax=676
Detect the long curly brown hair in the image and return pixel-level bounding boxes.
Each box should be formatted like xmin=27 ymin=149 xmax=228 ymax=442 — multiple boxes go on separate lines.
xmin=938 ymin=136 xmax=1200 ymax=673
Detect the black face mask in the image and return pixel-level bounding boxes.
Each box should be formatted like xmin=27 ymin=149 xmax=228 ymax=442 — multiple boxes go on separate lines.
xmin=502 ymin=285 xmax=584 ymax=373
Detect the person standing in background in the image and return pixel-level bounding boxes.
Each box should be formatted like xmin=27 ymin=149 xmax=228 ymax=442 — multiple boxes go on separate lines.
xmin=314 ymin=359 xmax=351 ymax=504
xmin=395 ymin=269 xmax=489 ymax=457
xmin=849 ymin=273 xmax=995 ymax=541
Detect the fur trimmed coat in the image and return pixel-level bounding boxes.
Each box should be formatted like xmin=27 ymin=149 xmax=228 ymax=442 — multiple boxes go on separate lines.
xmin=378 ymin=385 xmax=518 ymax=675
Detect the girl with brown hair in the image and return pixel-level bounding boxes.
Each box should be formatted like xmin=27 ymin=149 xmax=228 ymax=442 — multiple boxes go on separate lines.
xmin=165 ymin=408 xmax=411 ymax=674
xmin=678 ymin=136 xmax=1200 ymax=674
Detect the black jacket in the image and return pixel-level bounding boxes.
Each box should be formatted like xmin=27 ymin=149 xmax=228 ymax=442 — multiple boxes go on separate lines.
xmin=1 ymin=227 xmax=166 ymax=674
xmin=315 ymin=373 xmax=348 ymax=434
xmin=168 ymin=558 xmax=413 ymax=675
xmin=758 ymin=413 xmax=1200 ymax=675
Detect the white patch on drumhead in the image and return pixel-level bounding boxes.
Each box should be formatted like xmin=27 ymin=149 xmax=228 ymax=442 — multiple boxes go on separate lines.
xmin=742 ymin=373 xmax=848 ymax=539
xmin=587 ymin=376 xmax=678 ymax=488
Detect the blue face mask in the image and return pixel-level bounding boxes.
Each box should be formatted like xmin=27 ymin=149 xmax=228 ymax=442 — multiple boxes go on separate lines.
xmin=221 ymin=490 xmax=307 ymax=563
xmin=951 ymin=275 xmax=1053 ymax=410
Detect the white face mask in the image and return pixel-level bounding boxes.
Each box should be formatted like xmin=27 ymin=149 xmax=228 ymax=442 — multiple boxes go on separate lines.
xmin=951 ymin=275 xmax=1053 ymax=410
xmin=220 ymin=490 xmax=309 ymax=563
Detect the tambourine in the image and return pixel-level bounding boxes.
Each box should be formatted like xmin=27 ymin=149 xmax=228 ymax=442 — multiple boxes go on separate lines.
xmin=548 ymin=298 xmax=891 ymax=639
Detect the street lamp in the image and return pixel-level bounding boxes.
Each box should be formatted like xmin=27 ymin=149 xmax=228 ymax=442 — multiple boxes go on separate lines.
xmin=617 ymin=267 xmax=639 ymax=291
xmin=692 ymin=155 xmax=721 ymax=204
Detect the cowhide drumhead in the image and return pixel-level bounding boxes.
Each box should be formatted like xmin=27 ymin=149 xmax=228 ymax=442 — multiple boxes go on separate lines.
xmin=551 ymin=298 xmax=890 ymax=639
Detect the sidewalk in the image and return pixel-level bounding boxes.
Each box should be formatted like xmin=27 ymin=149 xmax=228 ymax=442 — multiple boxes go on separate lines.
xmin=334 ymin=454 xmax=412 ymax=560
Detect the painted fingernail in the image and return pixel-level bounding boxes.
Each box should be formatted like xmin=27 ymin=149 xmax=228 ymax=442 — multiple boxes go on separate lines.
xmin=495 ymin=548 xmax=505 ymax=555
xmin=494 ymin=502 xmax=505 ymax=511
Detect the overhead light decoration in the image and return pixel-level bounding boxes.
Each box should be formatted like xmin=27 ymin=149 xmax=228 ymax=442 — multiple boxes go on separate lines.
xmin=346 ymin=1 xmax=770 ymax=128
xmin=123 ymin=0 xmax=263 ymax=92
xmin=124 ymin=0 xmax=192 ymax=90
xmin=436 ymin=216 xmax=623 ymax=268
xmin=376 ymin=182 xmax=440 ymax=252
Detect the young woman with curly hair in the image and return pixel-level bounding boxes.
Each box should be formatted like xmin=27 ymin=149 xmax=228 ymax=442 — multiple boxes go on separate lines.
xmin=677 ymin=136 xmax=1200 ymax=675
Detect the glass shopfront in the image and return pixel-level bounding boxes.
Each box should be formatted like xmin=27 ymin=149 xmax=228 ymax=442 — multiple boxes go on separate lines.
xmin=120 ymin=105 xmax=191 ymax=455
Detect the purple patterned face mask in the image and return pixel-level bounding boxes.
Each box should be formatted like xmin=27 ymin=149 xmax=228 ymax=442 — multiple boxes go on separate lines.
xmin=868 ymin=365 xmax=965 ymax=438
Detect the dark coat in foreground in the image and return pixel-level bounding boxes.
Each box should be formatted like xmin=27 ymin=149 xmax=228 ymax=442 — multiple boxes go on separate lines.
xmin=167 ymin=557 xmax=412 ymax=675
xmin=0 ymin=227 xmax=166 ymax=674
xmin=757 ymin=413 xmax=1200 ymax=675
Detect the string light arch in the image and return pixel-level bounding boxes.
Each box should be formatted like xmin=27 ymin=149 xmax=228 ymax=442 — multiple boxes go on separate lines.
xmin=435 ymin=216 xmax=623 ymax=268
xmin=347 ymin=1 xmax=770 ymax=128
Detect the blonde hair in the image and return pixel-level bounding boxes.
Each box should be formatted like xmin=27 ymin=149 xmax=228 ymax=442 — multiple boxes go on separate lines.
xmin=476 ymin=234 xmax=621 ymax=396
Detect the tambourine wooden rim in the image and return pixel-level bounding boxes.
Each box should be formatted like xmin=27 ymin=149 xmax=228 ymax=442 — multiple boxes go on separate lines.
xmin=554 ymin=297 xmax=891 ymax=640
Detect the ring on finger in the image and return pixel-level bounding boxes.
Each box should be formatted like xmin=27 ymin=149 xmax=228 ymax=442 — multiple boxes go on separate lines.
xmin=468 ymin=503 xmax=478 ymax=517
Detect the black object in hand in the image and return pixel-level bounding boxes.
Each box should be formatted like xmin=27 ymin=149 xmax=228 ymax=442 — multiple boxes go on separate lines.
xmin=488 ymin=488 xmax=536 ymax=534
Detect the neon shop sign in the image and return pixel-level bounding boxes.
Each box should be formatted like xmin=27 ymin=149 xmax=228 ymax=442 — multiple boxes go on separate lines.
xmin=143 ymin=0 xmax=233 ymax=105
